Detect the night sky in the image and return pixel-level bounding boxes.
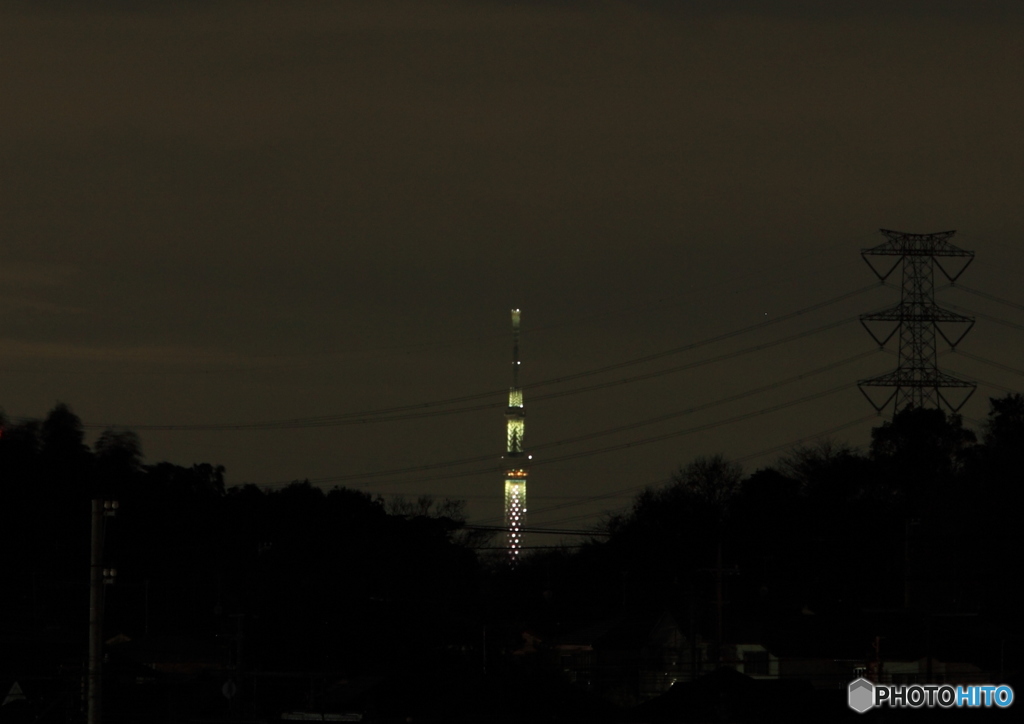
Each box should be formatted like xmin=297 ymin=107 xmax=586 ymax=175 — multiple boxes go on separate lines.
xmin=3 ymin=1 xmax=1023 ymax=533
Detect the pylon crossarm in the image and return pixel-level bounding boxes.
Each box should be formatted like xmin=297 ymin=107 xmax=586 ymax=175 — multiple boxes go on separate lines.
xmin=934 ymin=253 xmax=975 ymax=282
xmin=937 ymin=384 xmax=977 ymax=413
xmin=860 ymin=316 xmax=900 ymax=347
xmin=876 ymin=228 xmax=957 ymax=250
xmin=936 ymin=318 xmax=975 ymax=349
xmin=858 ymin=383 xmax=897 ymax=413
xmin=861 ymin=305 xmax=905 ymax=321
xmin=927 ymin=306 xmax=974 ymax=324
xmin=860 ymin=251 xmax=902 ymax=281
xmin=931 ymin=371 xmax=976 ymax=387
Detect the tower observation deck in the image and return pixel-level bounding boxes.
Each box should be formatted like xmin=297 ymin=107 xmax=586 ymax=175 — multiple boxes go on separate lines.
xmin=504 ymin=309 xmax=527 ymax=564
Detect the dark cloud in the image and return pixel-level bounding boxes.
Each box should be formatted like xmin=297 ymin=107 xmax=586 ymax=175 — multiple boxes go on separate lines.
xmin=2 ymin=0 xmax=1022 ymax=525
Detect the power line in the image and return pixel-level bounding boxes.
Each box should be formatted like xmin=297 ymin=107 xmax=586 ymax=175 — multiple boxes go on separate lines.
xmin=473 ymin=545 xmax=587 ymax=550
xmin=732 ymin=413 xmax=879 ymax=465
xmin=496 ymin=406 xmax=1020 ymax=531
xmin=522 ymin=315 xmax=863 ymax=405
xmin=944 ymin=369 xmax=1018 ymax=397
xmin=531 ymin=416 xmax=881 ymax=531
xmin=474 ymin=412 xmax=878 ymax=527
xmin=268 ymin=378 xmax=846 ymax=491
xmin=461 ymin=525 xmax=608 ymax=537
xmin=258 ymin=360 xmax=864 ymax=489
xmin=507 ymin=235 xmax=876 ymax=339
xmin=258 ymin=348 xmax=880 ymax=486
xmin=519 ymin=382 xmax=852 ymax=469
xmin=533 ymin=349 xmax=878 ymax=450
xmin=954 ymin=284 xmax=1024 ymax=313
xmin=953 ymin=351 xmax=1024 ymax=378
xmin=519 ymin=283 xmax=879 ymax=388
xmin=85 ymin=314 xmax=867 ymax=435
xmin=940 ymin=301 xmax=1024 ymax=334
xmin=77 ymin=283 xmax=882 ymax=431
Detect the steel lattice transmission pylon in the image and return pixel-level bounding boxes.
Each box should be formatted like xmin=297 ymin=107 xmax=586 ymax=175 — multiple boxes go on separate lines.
xmin=858 ymin=228 xmax=976 ymax=414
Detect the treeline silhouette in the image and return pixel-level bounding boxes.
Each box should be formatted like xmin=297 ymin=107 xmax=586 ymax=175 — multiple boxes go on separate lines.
xmin=507 ymin=396 xmax=1024 ymax=641
xmin=0 ymin=404 xmax=480 ymax=680
xmin=1 ymin=396 xmax=1022 ymax=718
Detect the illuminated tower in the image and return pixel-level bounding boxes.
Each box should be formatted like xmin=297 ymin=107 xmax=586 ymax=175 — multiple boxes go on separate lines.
xmin=504 ymin=309 xmax=528 ymax=564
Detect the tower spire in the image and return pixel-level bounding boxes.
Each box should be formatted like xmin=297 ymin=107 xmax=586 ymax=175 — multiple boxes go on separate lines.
xmin=504 ymin=309 xmax=527 ymax=564
xmin=512 ymin=308 xmax=521 ymax=388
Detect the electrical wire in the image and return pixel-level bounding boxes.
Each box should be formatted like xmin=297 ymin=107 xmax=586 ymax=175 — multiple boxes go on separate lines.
xmin=518 ymin=383 xmax=852 ymax=469
xmin=533 ymin=349 xmax=877 ymax=451
xmin=473 ymin=369 xmax=1011 ymax=532
xmin=954 ymin=284 xmax=1024 ymax=313
xmin=519 ymin=316 xmax=862 ymax=405
xmin=78 ymin=283 xmax=882 ymax=431
xmin=81 ymin=315 xmax=866 ymax=433
xmin=510 ymin=233 xmax=877 ymax=338
xmin=940 ymin=301 xmax=1024 ymax=334
xmin=256 ymin=348 xmax=880 ymax=486
xmin=259 ymin=360 xmax=866 ymax=490
xmin=944 ymin=368 xmax=1019 ymax=396
xmin=488 ymin=413 xmax=879 ymax=527
xmin=953 ymin=351 xmax=1024 ymax=378
xmin=461 ymin=525 xmax=608 ymax=537
xmin=529 ymin=414 xmax=881 ymax=531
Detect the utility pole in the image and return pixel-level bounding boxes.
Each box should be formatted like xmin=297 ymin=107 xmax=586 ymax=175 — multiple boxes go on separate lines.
xmin=715 ymin=539 xmax=723 ymax=666
xmin=699 ymin=537 xmax=736 ymax=669
xmin=858 ymin=228 xmax=976 ymax=414
xmin=903 ymin=517 xmax=920 ymax=609
xmin=870 ymin=636 xmax=884 ymax=683
xmin=88 ymin=499 xmax=117 ymax=724
xmin=688 ymin=589 xmax=698 ymax=681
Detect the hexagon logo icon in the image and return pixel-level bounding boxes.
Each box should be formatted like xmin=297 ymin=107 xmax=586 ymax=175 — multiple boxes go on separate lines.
xmin=848 ymin=678 xmax=875 ymax=713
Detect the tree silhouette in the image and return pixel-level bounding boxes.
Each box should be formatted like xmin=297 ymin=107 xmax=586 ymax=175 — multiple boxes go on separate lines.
xmin=870 ymin=406 xmax=976 ymax=507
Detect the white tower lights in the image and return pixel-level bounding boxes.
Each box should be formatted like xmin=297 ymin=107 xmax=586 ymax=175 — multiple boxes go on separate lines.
xmin=504 ymin=309 xmax=528 ymax=564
